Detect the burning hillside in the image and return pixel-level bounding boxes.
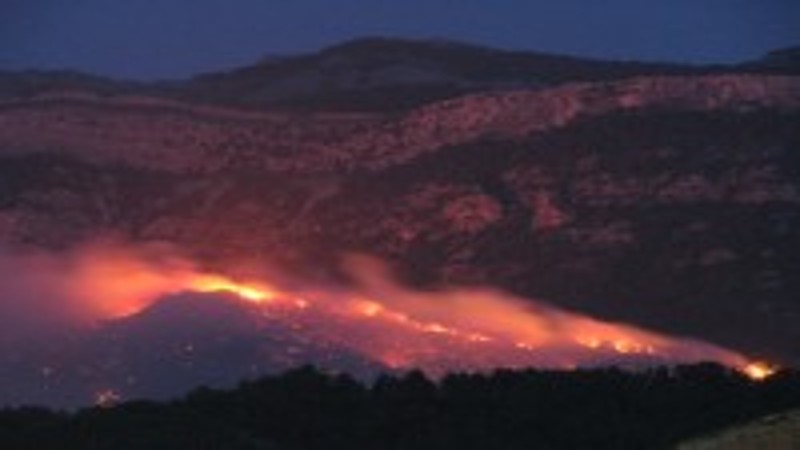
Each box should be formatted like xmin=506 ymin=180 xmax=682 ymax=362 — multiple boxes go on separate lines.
xmin=0 ymin=239 xmax=775 ymax=408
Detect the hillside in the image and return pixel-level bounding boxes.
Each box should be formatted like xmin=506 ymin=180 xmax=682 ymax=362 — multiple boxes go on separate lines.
xmin=0 ymin=38 xmax=799 ymax=406
xmin=678 ymin=409 xmax=800 ymax=449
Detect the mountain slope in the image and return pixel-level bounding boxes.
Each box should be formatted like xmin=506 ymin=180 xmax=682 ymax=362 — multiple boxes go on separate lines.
xmin=0 ymin=293 xmax=386 ymax=408
xmin=0 ymin=39 xmax=799 ymax=371
xmin=1 ymin=74 xmax=797 ymax=172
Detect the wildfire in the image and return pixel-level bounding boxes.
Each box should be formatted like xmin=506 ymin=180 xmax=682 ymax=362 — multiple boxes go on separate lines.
xmin=350 ymin=298 xmax=492 ymax=343
xmin=188 ymin=275 xmax=276 ymax=303
xmin=39 ymin=241 xmax=781 ymax=380
xmin=741 ymin=361 xmax=778 ymax=381
xmin=61 ymin=243 xmax=282 ymax=318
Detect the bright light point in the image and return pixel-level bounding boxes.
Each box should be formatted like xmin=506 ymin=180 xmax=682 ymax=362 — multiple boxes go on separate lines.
xmin=741 ymin=361 xmax=778 ymax=381
xmin=233 ymin=285 xmax=272 ymax=302
xmin=94 ymin=389 xmax=121 ymax=408
xmin=190 ymin=276 xmax=276 ymax=303
xmin=468 ymin=334 xmax=491 ymax=343
xmin=423 ymin=323 xmax=450 ymax=334
xmin=355 ymin=300 xmax=383 ymax=317
xmin=613 ymin=340 xmax=635 ymax=354
xmin=578 ymin=337 xmax=602 ymax=349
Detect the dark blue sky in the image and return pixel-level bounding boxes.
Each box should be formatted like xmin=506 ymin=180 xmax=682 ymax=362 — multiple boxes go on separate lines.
xmin=1 ymin=0 xmax=798 ymax=80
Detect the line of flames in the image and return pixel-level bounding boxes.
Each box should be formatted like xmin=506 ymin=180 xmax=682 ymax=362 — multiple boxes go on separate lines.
xmin=179 ymin=273 xmax=777 ymax=382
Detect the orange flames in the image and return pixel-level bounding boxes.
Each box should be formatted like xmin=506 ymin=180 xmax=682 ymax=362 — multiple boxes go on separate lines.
xmin=188 ymin=275 xmax=277 ymax=304
xmin=17 ymin=241 xmax=777 ymax=381
xmin=741 ymin=362 xmax=778 ymax=381
xmin=59 ymin=243 xmax=281 ymax=318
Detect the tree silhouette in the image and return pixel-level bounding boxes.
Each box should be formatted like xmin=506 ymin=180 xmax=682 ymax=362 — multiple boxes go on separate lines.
xmin=1 ymin=364 xmax=798 ymax=449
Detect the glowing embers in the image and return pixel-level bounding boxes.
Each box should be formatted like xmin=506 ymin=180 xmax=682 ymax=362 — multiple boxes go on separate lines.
xmin=349 ymin=298 xmax=492 ymax=344
xmin=575 ymin=336 xmax=656 ymax=355
xmin=354 ymin=299 xmax=383 ymax=317
xmin=93 ymin=389 xmax=121 ymax=408
xmin=741 ymin=361 xmax=778 ymax=381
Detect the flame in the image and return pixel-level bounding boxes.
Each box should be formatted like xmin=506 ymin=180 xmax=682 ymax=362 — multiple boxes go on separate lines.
xmin=741 ymin=361 xmax=778 ymax=381
xmin=354 ymin=299 xmax=383 ymax=317
xmin=12 ymin=241 xmax=777 ymax=379
xmin=58 ymin=243 xmax=280 ymax=318
xmin=188 ymin=275 xmax=276 ymax=303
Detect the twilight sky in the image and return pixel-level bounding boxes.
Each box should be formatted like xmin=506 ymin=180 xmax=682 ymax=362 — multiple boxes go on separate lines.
xmin=1 ymin=0 xmax=799 ymax=80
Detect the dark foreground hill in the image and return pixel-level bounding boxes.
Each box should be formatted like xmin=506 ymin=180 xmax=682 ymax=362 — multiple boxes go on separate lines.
xmin=1 ymin=364 xmax=799 ymax=450
xmin=678 ymin=409 xmax=800 ymax=449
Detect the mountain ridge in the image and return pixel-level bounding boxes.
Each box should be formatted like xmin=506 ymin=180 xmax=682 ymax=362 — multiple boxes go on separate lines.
xmin=1 ymin=37 xmax=798 ymax=111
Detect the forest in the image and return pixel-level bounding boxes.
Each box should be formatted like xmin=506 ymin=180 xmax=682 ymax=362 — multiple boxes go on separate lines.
xmin=1 ymin=363 xmax=798 ymax=449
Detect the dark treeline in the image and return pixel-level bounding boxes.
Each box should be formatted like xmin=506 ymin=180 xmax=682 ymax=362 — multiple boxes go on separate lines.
xmin=1 ymin=363 xmax=799 ymax=449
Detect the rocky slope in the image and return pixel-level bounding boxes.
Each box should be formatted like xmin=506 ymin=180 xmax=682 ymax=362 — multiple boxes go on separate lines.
xmin=1 ymin=75 xmax=797 ymax=172
xmin=0 ymin=39 xmax=799 ymax=369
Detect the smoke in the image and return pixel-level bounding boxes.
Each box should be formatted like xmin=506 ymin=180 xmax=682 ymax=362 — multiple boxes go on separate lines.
xmin=337 ymin=254 xmax=750 ymax=371
xmin=0 ymin=245 xmax=89 ymax=333
xmin=0 ymin=239 xmax=766 ymax=407
xmin=0 ymin=239 xmax=286 ymax=328
xmin=0 ymin=241 xmax=193 ymax=331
